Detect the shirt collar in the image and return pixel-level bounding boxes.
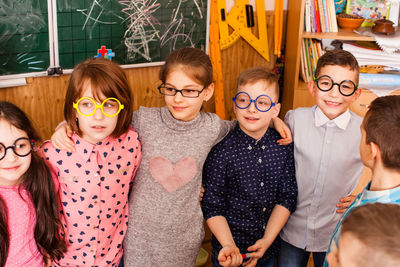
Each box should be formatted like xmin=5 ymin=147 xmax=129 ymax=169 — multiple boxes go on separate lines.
xmin=71 ymin=133 xmax=114 ymax=162
xmin=233 ymin=123 xmax=271 ymax=146
xmin=314 ymin=106 xmax=351 ymax=130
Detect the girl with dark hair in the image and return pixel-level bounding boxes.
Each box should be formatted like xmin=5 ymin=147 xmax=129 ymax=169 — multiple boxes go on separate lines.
xmin=0 ymin=101 xmax=66 ymax=267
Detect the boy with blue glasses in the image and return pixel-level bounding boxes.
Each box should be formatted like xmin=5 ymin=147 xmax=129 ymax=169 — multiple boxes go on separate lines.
xmin=278 ymin=50 xmax=364 ymax=267
xmin=202 ymin=67 xmax=297 ymax=267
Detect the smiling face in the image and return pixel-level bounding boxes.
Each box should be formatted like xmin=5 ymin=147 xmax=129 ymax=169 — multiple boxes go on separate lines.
xmin=310 ymin=65 xmax=361 ymax=120
xmin=0 ymin=119 xmax=31 ymax=186
xmin=233 ymin=80 xmax=280 ymax=140
xmin=75 ymin=81 xmax=118 ymax=144
xmin=163 ymin=67 xmax=214 ymax=122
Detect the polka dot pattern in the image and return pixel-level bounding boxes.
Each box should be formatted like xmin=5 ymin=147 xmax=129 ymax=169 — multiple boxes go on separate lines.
xmin=0 ymin=186 xmax=44 ymax=266
xmin=202 ymin=125 xmax=297 ymax=262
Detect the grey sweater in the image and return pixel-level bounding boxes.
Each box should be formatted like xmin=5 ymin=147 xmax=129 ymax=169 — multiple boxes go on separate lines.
xmin=124 ymin=106 xmax=230 ymax=266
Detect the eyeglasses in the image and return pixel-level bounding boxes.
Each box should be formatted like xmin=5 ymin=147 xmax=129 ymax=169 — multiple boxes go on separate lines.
xmin=73 ymin=97 xmax=124 ymax=117
xmin=314 ymin=75 xmax=358 ymax=96
xmin=232 ymin=92 xmax=276 ymax=112
xmin=0 ymin=137 xmax=33 ymax=161
xmin=157 ymin=85 xmax=206 ymax=98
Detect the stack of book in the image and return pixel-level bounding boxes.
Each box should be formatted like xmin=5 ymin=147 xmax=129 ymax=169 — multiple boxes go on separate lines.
xmin=300 ymin=38 xmax=325 ymax=82
xmin=304 ymin=0 xmax=338 ymax=33
xmin=343 ymin=41 xmax=400 ymax=92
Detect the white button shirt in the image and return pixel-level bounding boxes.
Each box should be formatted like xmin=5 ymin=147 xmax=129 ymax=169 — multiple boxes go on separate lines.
xmin=280 ymin=106 xmax=363 ymax=252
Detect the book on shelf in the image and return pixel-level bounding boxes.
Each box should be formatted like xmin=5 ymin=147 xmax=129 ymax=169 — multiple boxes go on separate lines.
xmin=300 ymin=39 xmax=325 ymax=82
xmin=305 ymin=0 xmax=338 ymax=32
xmin=342 ymin=41 xmax=400 ymax=69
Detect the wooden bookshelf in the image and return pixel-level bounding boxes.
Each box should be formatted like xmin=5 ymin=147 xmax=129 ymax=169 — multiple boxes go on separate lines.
xmin=302 ymin=29 xmax=375 ymax=41
xmin=281 ymin=0 xmax=377 ymax=117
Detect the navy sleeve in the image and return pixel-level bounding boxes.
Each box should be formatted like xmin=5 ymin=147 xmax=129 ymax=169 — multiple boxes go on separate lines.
xmin=276 ymin=143 xmax=297 ymax=213
xmin=201 ymin=143 xmax=229 ymax=220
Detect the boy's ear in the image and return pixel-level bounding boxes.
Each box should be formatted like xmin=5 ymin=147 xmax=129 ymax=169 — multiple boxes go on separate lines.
xmin=203 ymin=82 xmax=215 ymax=102
xmin=272 ymin=103 xmax=281 ymax=118
xmin=353 ymin=87 xmax=362 ymax=100
xmin=370 ymin=141 xmax=380 ymax=161
xmin=308 ymin=81 xmax=316 ymax=96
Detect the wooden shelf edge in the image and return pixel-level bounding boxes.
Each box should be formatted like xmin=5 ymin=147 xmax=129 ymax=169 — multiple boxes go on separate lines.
xmin=302 ymin=28 xmax=375 ymax=41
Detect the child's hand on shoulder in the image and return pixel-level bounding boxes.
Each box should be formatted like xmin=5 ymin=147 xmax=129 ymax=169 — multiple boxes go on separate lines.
xmin=218 ymin=245 xmax=242 ymax=267
xmin=336 ymin=195 xmax=356 ymax=214
xmin=272 ymin=117 xmax=292 ymax=145
xmin=244 ymin=238 xmax=270 ymax=267
xmin=51 ymin=122 xmax=75 ymax=152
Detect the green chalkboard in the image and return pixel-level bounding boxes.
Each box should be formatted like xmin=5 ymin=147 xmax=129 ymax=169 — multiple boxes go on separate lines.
xmin=57 ymin=0 xmax=208 ymax=70
xmin=0 ymin=0 xmax=50 ymax=76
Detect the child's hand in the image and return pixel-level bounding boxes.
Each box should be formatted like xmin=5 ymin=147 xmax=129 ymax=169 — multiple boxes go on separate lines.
xmin=326 ymin=249 xmax=340 ymax=267
xmin=336 ymin=195 xmax=356 ymax=214
xmin=243 ymin=238 xmax=269 ymax=267
xmin=199 ymin=185 xmax=204 ymax=202
xmin=51 ymin=122 xmax=75 ymax=152
xmin=218 ymin=245 xmax=242 ymax=267
xmin=272 ymin=117 xmax=293 ymax=145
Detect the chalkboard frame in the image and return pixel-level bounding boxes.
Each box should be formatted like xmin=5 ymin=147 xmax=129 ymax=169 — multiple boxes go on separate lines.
xmin=0 ymin=0 xmax=210 ymax=80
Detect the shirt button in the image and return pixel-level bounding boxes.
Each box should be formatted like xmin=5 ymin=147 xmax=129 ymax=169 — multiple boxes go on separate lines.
xmin=261 ymin=145 xmax=265 ymax=150
xmin=94 ymin=173 xmax=98 ymax=177
xmin=258 ymin=158 xmax=262 ymax=163
xmin=248 ymin=145 xmax=252 ymax=150
xmin=260 ymin=182 xmax=264 ymax=187
xmin=263 ymin=207 xmax=266 ymax=212
xmin=73 ymin=177 xmax=78 ymax=182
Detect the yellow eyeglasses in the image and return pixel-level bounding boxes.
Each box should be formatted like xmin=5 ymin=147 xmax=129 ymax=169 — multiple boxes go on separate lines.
xmin=73 ymin=97 xmax=124 ymax=117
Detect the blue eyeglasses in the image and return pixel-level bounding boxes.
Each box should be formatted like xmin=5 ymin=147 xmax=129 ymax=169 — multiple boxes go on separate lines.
xmin=232 ymin=92 xmax=276 ymax=112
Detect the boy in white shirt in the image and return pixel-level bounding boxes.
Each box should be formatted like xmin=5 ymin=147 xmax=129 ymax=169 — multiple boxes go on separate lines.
xmin=278 ymin=50 xmax=363 ymax=267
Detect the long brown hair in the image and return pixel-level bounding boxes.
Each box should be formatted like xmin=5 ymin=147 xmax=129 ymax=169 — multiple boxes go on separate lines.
xmin=0 ymin=101 xmax=66 ymax=266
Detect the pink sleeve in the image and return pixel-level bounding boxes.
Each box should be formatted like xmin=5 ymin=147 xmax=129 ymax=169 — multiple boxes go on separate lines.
xmin=37 ymin=141 xmax=60 ymax=193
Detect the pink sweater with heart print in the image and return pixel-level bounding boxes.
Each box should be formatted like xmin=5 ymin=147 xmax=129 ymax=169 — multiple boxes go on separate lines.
xmin=124 ymin=106 xmax=232 ymax=267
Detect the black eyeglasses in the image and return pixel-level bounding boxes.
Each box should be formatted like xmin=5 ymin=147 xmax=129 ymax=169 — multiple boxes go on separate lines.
xmin=0 ymin=137 xmax=33 ymax=161
xmin=314 ymin=75 xmax=358 ymax=96
xmin=232 ymin=92 xmax=276 ymax=112
xmin=157 ymin=85 xmax=206 ymax=98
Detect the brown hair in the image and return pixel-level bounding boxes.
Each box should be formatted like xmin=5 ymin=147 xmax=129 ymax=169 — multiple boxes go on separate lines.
xmin=314 ymin=50 xmax=359 ymax=83
xmin=0 ymin=101 xmax=66 ymax=266
xmin=237 ymin=67 xmax=280 ymax=100
xmin=159 ymin=47 xmax=213 ymax=87
xmin=342 ymin=203 xmax=400 ymax=267
xmin=363 ymin=95 xmax=400 ymax=171
xmin=64 ymin=58 xmax=133 ymax=138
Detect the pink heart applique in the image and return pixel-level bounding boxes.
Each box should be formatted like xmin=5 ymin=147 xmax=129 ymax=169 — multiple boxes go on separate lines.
xmin=149 ymin=156 xmax=197 ymax=192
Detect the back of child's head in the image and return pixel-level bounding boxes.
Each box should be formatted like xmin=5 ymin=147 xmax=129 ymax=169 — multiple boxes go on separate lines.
xmin=159 ymin=47 xmax=213 ymax=87
xmin=0 ymin=101 xmax=66 ymax=263
xmin=315 ymin=50 xmax=359 ymax=81
xmin=236 ymin=67 xmax=279 ymax=100
xmin=64 ymin=58 xmax=133 ymax=137
xmin=342 ymin=203 xmax=400 ymax=267
xmin=363 ymin=95 xmax=400 ymax=172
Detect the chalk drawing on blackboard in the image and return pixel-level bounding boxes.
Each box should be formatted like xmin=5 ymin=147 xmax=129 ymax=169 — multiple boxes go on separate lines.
xmin=120 ymin=0 xmax=161 ymax=61
xmin=58 ymin=0 xmax=208 ymax=69
xmin=0 ymin=0 xmax=49 ymax=75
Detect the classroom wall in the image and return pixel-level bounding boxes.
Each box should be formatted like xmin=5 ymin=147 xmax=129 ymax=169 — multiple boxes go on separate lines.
xmin=0 ymin=11 xmax=286 ymax=141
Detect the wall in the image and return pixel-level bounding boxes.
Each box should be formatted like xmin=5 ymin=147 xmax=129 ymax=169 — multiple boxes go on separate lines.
xmin=0 ymin=10 xmax=285 ymax=140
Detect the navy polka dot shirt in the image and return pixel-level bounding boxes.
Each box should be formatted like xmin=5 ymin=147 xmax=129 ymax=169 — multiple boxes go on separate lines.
xmin=202 ymin=125 xmax=297 ymax=263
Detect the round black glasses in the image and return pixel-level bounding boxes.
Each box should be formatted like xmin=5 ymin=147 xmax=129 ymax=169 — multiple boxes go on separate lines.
xmin=314 ymin=75 xmax=358 ymax=96
xmin=0 ymin=137 xmax=33 ymax=161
